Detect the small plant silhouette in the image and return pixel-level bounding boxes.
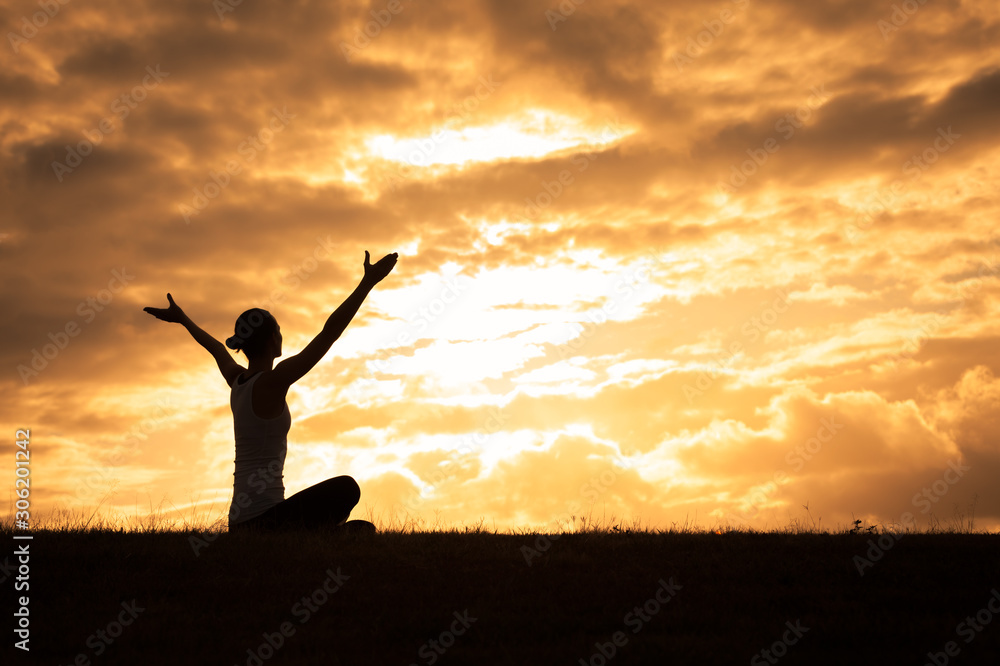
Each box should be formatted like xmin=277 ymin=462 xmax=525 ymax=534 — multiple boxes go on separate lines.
xmin=849 ymin=518 xmax=878 ymax=535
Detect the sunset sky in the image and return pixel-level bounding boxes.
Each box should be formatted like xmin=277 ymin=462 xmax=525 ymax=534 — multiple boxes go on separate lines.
xmin=3 ymin=0 xmax=999 ymax=532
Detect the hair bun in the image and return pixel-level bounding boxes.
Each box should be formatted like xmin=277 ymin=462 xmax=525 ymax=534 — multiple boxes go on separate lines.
xmin=225 ymin=336 xmax=242 ymax=351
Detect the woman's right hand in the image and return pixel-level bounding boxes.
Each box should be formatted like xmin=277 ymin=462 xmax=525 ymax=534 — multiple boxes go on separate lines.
xmin=363 ymin=251 xmax=398 ymax=286
xmin=143 ymin=293 xmax=187 ymax=324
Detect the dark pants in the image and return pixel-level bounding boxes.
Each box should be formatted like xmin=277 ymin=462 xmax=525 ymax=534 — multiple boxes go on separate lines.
xmin=231 ymin=475 xmax=361 ymax=532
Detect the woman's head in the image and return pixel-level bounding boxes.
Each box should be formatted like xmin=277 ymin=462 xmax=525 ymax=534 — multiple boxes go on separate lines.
xmin=225 ymin=308 xmax=281 ymax=359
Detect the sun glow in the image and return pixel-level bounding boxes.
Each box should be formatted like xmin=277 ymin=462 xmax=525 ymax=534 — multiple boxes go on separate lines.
xmin=366 ymin=110 xmax=631 ymax=167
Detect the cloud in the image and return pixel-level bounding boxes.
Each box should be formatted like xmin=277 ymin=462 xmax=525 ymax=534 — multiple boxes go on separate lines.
xmin=3 ymin=0 xmax=1000 ymax=531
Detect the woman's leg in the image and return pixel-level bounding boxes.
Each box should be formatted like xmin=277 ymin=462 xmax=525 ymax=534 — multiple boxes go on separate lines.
xmin=269 ymin=475 xmax=362 ymax=530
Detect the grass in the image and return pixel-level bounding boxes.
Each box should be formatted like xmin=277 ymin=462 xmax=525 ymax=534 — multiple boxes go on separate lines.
xmin=4 ymin=506 xmax=1000 ymax=664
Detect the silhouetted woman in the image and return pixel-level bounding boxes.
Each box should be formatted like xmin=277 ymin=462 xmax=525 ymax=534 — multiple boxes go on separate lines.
xmin=143 ymin=250 xmax=398 ymax=532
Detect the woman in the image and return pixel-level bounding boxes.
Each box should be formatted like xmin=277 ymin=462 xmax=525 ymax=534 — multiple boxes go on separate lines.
xmin=143 ymin=250 xmax=398 ymax=532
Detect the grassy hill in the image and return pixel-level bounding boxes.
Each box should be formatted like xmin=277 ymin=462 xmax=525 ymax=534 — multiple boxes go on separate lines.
xmin=4 ymin=523 xmax=1000 ymax=665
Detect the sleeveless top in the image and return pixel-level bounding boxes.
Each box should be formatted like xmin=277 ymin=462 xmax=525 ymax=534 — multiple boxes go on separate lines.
xmin=228 ymin=370 xmax=291 ymax=526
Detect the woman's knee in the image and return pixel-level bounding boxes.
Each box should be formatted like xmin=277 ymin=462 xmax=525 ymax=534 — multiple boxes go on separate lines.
xmin=331 ymin=475 xmax=360 ymax=505
xmin=345 ymin=475 xmax=361 ymax=505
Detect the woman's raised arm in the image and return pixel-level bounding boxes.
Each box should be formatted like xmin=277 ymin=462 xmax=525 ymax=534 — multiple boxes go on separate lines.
xmin=270 ymin=251 xmax=397 ymax=388
xmin=144 ymin=293 xmax=244 ymax=385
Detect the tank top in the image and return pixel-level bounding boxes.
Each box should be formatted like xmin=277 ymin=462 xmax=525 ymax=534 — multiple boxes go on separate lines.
xmin=228 ymin=370 xmax=291 ymax=526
